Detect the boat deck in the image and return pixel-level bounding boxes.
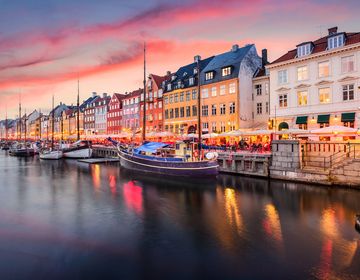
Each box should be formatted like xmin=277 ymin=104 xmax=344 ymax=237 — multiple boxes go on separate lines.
xmin=77 ymin=158 xmax=119 ymax=164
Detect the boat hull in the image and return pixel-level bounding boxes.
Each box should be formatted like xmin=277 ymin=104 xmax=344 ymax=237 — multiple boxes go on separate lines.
xmin=119 ymin=150 xmax=218 ymax=177
xmin=9 ymin=149 xmax=35 ymax=157
xmin=63 ymin=147 xmax=92 ymax=159
xmin=39 ymin=151 xmax=63 ymax=160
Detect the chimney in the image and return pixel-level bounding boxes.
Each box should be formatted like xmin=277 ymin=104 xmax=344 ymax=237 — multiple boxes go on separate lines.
xmin=194 ymin=55 xmax=201 ymax=62
xmin=328 ymin=27 xmax=338 ymax=35
xmin=92 ymin=92 xmax=97 ymax=97
xmin=166 ymin=70 xmax=171 ymax=76
xmin=231 ymin=44 xmax=239 ymax=52
xmin=261 ymin=49 xmax=268 ymax=66
xmin=103 ymin=92 xmax=107 ymax=98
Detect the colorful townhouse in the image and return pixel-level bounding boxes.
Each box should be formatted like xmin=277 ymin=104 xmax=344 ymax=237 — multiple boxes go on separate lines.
xmin=140 ymin=73 xmax=169 ymax=134
xmin=163 ymin=56 xmax=214 ymax=135
xmin=199 ymin=44 xmax=262 ymax=133
xmin=107 ymin=93 xmax=125 ymax=135
xmin=94 ymin=93 xmax=111 ymax=135
xmin=122 ymin=89 xmax=141 ymax=132
xmin=84 ymin=92 xmax=99 ymax=135
xmin=267 ymin=26 xmax=360 ymax=133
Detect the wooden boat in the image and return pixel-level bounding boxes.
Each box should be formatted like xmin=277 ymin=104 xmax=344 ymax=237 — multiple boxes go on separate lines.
xmin=63 ymin=140 xmax=92 ymax=159
xmin=112 ymin=140 xmax=218 ymax=177
xmin=39 ymin=149 xmax=63 ymax=160
xmin=9 ymin=144 xmax=35 ymax=157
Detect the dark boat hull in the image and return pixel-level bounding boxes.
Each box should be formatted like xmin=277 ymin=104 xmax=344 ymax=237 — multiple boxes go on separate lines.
xmin=119 ymin=150 xmax=218 ymax=177
xmin=9 ymin=149 xmax=35 ymax=157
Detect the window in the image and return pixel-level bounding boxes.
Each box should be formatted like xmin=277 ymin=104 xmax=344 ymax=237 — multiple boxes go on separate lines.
xmin=180 ymin=107 xmax=184 ymax=117
xmin=186 ymin=91 xmax=190 ymax=101
xmin=265 ymin=83 xmax=269 ymax=94
xmin=169 ymin=109 xmax=174 ymax=118
xmin=220 ymin=85 xmax=226 ymax=95
xmin=174 ymin=94 xmax=178 ymax=103
xmin=319 ymin=88 xmax=331 ymax=104
xmin=278 ymin=70 xmax=288 ymax=84
xmin=165 ymin=109 xmax=169 ymax=119
xmin=222 ymin=66 xmax=231 ymax=76
xmin=265 ymin=102 xmax=269 ymax=113
xmin=167 ymin=84 xmax=171 ymax=91
xmin=202 ymin=122 xmax=209 ymax=130
xmin=341 ymin=56 xmax=355 ymax=73
xmin=255 ymin=84 xmax=262 ymax=96
xmin=318 ymin=61 xmax=329 ymax=78
xmin=174 ymin=108 xmax=179 ymax=118
xmin=229 ymin=83 xmax=236 ymax=94
xmin=343 ymin=84 xmax=354 ymax=101
xmin=201 ymin=88 xmax=209 ymax=98
xmin=279 ymin=94 xmax=288 ymax=108
xmin=205 ymin=72 xmax=214 ymax=80
xmin=211 ymin=122 xmax=217 ymax=133
xmin=189 ymin=77 xmax=194 ymax=86
xmin=229 ymin=102 xmax=235 ymax=114
xmin=297 ymin=43 xmax=311 ymax=57
xmin=220 ymin=122 xmax=226 ymax=132
xmin=192 ymin=90 xmax=197 ymax=100
xmin=159 ymin=101 xmax=162 ymax=108
xmin=297 ymin=66 xmax=308 ymax=81
xmin=320 ymin=123 xmax=330 ymax=128
xmin=211 ymin=104 xmax=217 ymax=115
xmin=180 ymin=92 xmax=184 ymax=102
xmin=343 ymin=121 xmax=354 ymax=128
xmin=169 ymin=95 xmax=173 ymax=104
xmin=297 ymin=91 xmax=308 ymax=106
xmin=328 ymin=34 xmax=344 ymax=49
xmin=299 ymin=124 xmax=308 ymax=130
xmin=220 ymin=104 xmax=226 ymax=115
xmin=256 ymin=103 xmax=262 ymax=115
xmin=186 ymin=106 xmax=191 ymax=117
xmin=192 ymin=105 xmax=197 ymax=116
xmin=211 ymin=87 xmax=217 ymax=97
xmin=202 ymin=105 xmax=208 ymax=116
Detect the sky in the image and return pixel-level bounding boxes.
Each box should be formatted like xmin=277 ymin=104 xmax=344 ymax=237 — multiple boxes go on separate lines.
xmin=0 ymin=0 xmax=359 ymax=117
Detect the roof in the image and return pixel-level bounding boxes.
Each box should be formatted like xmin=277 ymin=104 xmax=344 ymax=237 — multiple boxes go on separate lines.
xmin=253 ymin=67 xmax=268 ymax=78
xmin=123 ymin=88 xmax=143 ymax=99
xmin=164 ymin=56 xmax=214 ymax=92
xmin=271 ymin=31 xmax=360 ymax=65
xmin=151 ymin=74 xmax=169 ymax=88
xmin=201 ymin=44 xmax=254 ymax=84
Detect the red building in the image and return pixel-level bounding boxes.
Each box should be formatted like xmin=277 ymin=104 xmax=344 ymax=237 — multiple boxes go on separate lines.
xmin=140 ymin=73 xmax=169 ymax=133
xmin=107 ymin=93 xmax=125 ymax=135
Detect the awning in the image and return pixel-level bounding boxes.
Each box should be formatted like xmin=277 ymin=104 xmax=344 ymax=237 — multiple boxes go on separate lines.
xmin=341 ymin=112 xmax=355 ymax=122
xmin=278 ymin=122 xmax=289 ymax=130
xmin=317 ymin=114 xmax=330 ymax=123
xmin=134 ymin=142 xmax=169 ymax=154
xmin=296 ymin=116 xmax=308 ymax=124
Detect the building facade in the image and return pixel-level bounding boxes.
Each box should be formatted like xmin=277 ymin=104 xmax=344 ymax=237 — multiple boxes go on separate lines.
xmin=200 ymin=44 xmax=262 ymax=133
xmin=163 ymin=56 xmax=214 ymax=135
xmin=84 ymin=93 xmax=99 ymax=135
xmin=94 ymin=93 xmax=110 ymax=135
xmin=122 ymin=89 xmax=141 ymax=132
xmin=267 ymin=27 xmax=360 ymax=131
xmin=107 ymin=93 xmax=124 ymax=135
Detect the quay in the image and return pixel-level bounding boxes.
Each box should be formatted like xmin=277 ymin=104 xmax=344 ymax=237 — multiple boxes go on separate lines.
xmin=78 ymin=158 xmax=119 ymax=164
xmin=92 ymin=140 xmax=360 ymax=187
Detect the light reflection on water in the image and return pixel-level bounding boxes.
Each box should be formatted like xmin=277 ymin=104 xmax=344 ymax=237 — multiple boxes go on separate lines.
xmin=0 ymin=153 xmax=359 ymax=280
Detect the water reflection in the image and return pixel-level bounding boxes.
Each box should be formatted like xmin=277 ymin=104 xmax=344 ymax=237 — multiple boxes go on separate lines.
xmin=0 ymin=154 xmax=359 ymax=280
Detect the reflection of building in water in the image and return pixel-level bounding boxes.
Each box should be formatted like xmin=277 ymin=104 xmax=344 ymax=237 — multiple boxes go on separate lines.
xmin=314 ymin=207 xmax=359 ymax=279
xmin=91 ymin=164 xmax=101 ymax=189
xmin=263 ymin=204 xmax=283 ymax=249
xmin=224 ymin=188 xmax=243 ymax=235
xmin=123 ymin=181 xmax=143 ymax=214
xmin=108 ymin=175 xmax=116 ymax=195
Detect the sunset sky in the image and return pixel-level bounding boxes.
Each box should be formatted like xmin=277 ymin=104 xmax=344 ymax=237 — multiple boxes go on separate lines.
xmin=1 ymin=0 xmax=359 ymax=117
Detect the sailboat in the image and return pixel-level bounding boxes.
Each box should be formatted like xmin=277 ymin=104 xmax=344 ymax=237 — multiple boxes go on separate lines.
xmin=9 ymin=98 xmax=35 ymax=157
xmin=40 ymin=95 xmax=63 ymax=160
xmin=110 ymin=43 xmax=218 ymax=177
xmin=63 ymin=79 xmax=92 ymax=159
xmin=1 ymin=108 xmax=10 ymax=150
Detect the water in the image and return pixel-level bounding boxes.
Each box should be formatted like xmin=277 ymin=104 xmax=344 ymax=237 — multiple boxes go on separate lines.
xmin=0 ymin=152 xmax=359 ymax=280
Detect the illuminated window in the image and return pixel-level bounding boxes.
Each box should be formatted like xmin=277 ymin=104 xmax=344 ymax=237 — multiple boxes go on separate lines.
xmin=222 ymin=66 xmax=231 ymax=76
xmin=186 ymin=91 xmax=190 ymax=101
xmin=318 ymin=61 xmax=329 ymax=78
xmin=211 ymin=87 xmax=217 ymax=97
xmin=341 ymin=56 xmax=355 ymax=73
xmin=297 ymin=66 xmax=308 ymax=81
xmin=297 ymin=91 xmax=308 ymax=106
xmin=201 ymin=88 xmax=209 ymax=98
xmin=229 ymin=83 xmax=236 ymax=94
xmin=319 ymin=88 xmax=331 ymax=104
xmin=279 ymin=94 xmax=288 ymax=108
xmin=192 ymin=90 xmax=197 ymax=100
xmin=205 ymin=72 xmax=214 ymax=80
xmin=220 ymin=85 xmax=226 ymax=95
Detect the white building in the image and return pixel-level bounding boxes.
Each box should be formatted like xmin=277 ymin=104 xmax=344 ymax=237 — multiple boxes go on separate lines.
xmin=267 ymin=27 xmax=360 ymax=134
xmin=94 ymin=93 xmax=110 ymax=135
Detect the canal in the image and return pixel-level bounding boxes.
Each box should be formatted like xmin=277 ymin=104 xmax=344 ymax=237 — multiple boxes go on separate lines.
xmin=0 ymin=152 xmax=359 ymax=280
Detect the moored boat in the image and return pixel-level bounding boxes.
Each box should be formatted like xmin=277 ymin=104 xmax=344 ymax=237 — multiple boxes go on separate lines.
xmin=39 ymin=149 xmax=63 ymax=160
xmin=63 ymin=140 xmax=92 ymax=159
xmin=9 ymin=144 xmax=36 ymax=157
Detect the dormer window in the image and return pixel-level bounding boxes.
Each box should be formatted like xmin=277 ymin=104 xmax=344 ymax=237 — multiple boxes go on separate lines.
xmin=297 ymin=43 xmax=312 ymax=57
xmin=171 ymin=75 xmax=176 ymax=81
xmin=193 ymin=68 xmax=198 ymax=75
xmin=328 ymin=34 xmax=345 ymax=50
xmin=167 ymin=84 xmax=172 ymax=91
xmin=189 ymin=77 xmax=194 ymax=86
xmin=177 ymin=81 xmax=181 ymax=88
xmin=222 ymin=66 xmax=232 ymax=76
xmin=205 ymin=71 xmax=214 ymax=81
xmin=183 ymin=72 xmax=187 ymax=77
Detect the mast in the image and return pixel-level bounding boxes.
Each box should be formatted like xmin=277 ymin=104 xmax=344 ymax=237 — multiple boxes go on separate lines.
xmin=77 ymin=78 xmax=80 ymax=141
xmin=24 ymin=110 xmax=27 ymax=144
xmin=18 ymin=93 xmax=21 ymax=142
xmin=5 ymin=106 xmax=8 ymax=142
xmin=142 ymin=42 xmax=146 ymax=143
xmin=51 ymin=95 xmax=55 ymax=150
xmin=196 ymin=56 xmax=201 ymax=160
